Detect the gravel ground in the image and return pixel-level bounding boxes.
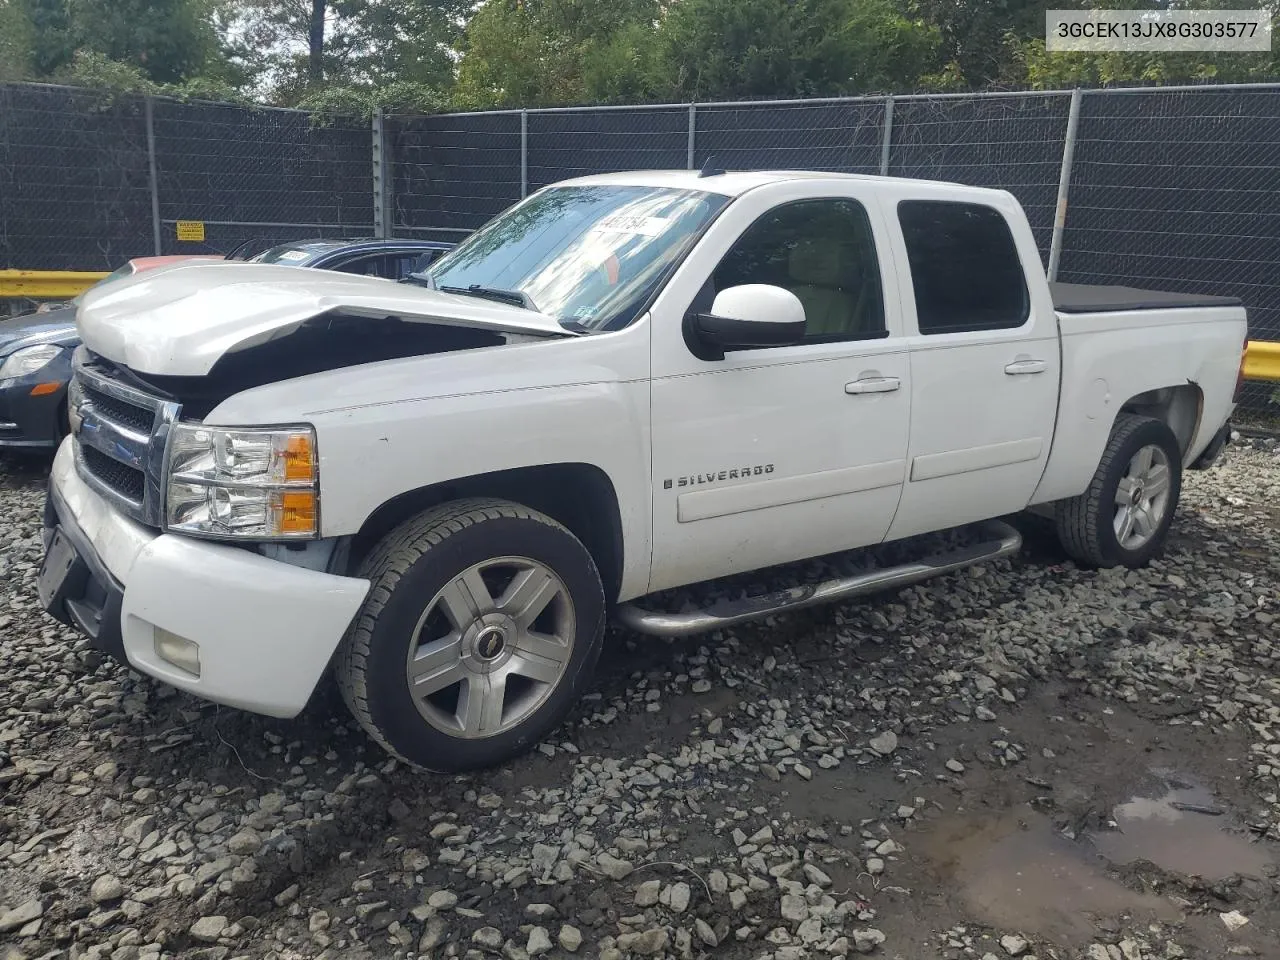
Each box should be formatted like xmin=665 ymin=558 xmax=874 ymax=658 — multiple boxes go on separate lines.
xmin=1 ymin=440 xmax=1279 ymax=960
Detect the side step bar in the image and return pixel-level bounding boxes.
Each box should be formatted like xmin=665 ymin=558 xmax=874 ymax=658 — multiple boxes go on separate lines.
xmin=616 ymin=520 xmax=1022 ymax=638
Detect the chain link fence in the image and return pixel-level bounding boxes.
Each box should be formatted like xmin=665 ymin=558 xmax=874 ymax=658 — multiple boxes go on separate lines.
xmin=1 ymin=80 xmax=1277 ymax=407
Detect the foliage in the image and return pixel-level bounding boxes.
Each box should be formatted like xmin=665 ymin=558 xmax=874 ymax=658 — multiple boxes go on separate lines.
xmin=0 ymin=0 xmax=35 ymax=80
xmin=295 ymin=78 xmax=449 ymax=118
xmin=0 ymin=0 xmax=1277 ymax=110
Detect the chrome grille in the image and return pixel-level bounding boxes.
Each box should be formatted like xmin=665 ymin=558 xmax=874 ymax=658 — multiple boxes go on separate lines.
xmin=70 ymin=347 xmax=180 ymax=527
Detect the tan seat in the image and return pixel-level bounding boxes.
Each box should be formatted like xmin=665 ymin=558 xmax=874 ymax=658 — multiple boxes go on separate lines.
xmin=786 ymin=240 xmax=864 ymax=337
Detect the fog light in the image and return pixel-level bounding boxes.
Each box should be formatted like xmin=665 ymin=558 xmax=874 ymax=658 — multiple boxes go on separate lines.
xmin=154 ymin=627 xmax=201 ymax=677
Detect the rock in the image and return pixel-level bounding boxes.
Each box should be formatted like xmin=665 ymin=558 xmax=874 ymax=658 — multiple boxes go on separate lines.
xmin=780 ymin=894 xmax=808 ymax=922
xmin=189 ymin=916 xmax=228 ymax=943
xmin=93 ymin=760 xmax=118 ymax=781
xmin=709 ymin=870 xmax=729 ymax=894
xmin=419 ymin=918 xmax=448 ymax=952
xmin=525 ymin=903 xmax=556 ymax=920
xmin=852 ymin=928 xmax=886 ymax=953
xmin=227 ymin=829 xmax=262 ymax=855
xmin=0 ymin=900 xmax=42 ymax=934
xmin=794 ymin=763 xmax=813 ymax=780
xmin=308 ymin=911 xmax=331 ymax=933
xmin=869 ymin=731 xmax=898 ymax=756
xmin=695 ymin=918 xmax=718 ymax=947
xmin=668 ymin=881 xmax=691 ymax=913
xmin=472 ymin=926 xmax=504 ymax=950
xmin=635 ymin=880 xmax=661 ymax=906
xmin=597 ymin=852 xmax=634 ymax=880
xmin=559 ymin=925 xmax=583 ymax=953
xmin=1221 ymin=910 xmax=1250 ymax=931
xmin=865 ymin=858 xmax=885 ymax=875
xmin=946 ymin=759 xmax=966 ymax=773
xmin=730 ymin=889 xmax=748 ymax=911
xmin=90 ymin=874 xmax=124 ymax=903
xmin=527 ymin=926 xmax=552 ymax=957
xmin=691 ymin=679 xmax=712 ymax=693
xmin=428 ymin=889 xmax=459 ymax=910
xmin=1000 ymin=934 xmax=1029 ymax=956
xmin=803 ymin=864 xmax=832 ymax=887
xmin=617 ymin=928 xmax=668 ymax=956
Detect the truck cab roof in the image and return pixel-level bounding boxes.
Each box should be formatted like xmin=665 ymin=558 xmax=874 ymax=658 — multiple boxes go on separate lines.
xmin=555 ymin=168 xmax=978 ymax=198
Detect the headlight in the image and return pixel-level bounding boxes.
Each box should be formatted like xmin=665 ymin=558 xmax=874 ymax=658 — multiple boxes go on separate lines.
xmin=164 ymin=424 xmax=318 ymax=540
xmin=0 ymin=343 xmax=62 ymax=380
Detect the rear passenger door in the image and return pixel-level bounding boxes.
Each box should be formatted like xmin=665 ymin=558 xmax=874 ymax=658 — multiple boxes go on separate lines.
xmin=885 ymin=197 xmax=1060 ymax=541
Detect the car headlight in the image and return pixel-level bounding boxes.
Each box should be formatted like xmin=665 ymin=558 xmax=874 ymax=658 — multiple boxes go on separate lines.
xmin=164 ymin=424 xmax=319 ymax=540
xmin=0 ymin=343 xmax=62 ymax=380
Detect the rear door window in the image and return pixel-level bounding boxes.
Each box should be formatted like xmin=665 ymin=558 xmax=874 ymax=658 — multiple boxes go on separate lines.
xmin=897 ymin=201 xmax=1029 ymax=334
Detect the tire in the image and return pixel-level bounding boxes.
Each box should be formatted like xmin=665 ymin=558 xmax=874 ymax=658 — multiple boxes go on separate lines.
xmin=1054 ymin=413 xmax=1182 ymax=569
xmin=335 ymin=498 xmax=605 ymax=772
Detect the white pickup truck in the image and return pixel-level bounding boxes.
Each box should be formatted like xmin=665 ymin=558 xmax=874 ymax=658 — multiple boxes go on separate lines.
xmin=39 ymin=170 xmax=1247 ymax=771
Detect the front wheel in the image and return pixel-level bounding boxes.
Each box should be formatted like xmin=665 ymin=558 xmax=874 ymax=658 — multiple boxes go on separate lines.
xmin=335 ymin=499 xmax=605 ymax=771
xmin=1054 ymin=413 xmax=1183 ymax=568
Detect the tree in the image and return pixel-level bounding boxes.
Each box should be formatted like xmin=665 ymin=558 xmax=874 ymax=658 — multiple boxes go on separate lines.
xmin=0 ymin=0 xmax=35 ymax=80
xmin=7 ymin=0 xmax=220 ymax=84
xmin=654 ymin=0 xmax=941 ymax=102
xmin=454 ymin=0 xmax=663 ymax=108
xmin=1017 ymin=0 xmax=1280 ymax=88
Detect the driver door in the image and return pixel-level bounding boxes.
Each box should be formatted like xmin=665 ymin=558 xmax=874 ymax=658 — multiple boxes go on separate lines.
xmin=645 ymin=182 xmax=911 ymax=594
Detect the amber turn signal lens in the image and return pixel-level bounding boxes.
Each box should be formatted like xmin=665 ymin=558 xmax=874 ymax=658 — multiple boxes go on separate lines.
xmin=29 ymin=382 xmax=61 ymax=396
xmin=278 ymin=490 xmax=317 ymax=534
xmin=282 ymin=433 xmax=315 ymax=483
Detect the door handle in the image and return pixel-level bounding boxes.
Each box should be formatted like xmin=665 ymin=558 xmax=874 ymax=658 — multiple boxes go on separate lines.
xmin=845 ymin=377 xmax=901 ymax=395
xmin=1004 ymin=359 xmax=1047 ymax=375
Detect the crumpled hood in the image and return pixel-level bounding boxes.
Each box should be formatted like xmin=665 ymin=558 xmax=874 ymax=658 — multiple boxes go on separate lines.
xmin=0 ymin=305 xmax=79 ymax=355
xmin=76 ymin=262 xmax=570 ymax=376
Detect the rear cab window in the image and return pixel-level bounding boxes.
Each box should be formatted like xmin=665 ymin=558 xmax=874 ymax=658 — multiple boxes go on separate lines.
xmin=897 ymin=200 xmax=1029 ymax=334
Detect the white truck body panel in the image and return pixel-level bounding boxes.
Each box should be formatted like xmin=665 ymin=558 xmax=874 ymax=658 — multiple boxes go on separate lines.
xmin=77 ymin=261 xmax=568 ymax=376
xmin=44 ymin=168 xmax=1248 ymax=719
xmin=1032 ymin=305 xmax=1245 ymax=503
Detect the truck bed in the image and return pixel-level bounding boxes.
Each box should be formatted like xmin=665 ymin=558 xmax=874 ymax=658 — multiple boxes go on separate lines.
xmin=1050 ymin=281 xmax=1242 ymax=314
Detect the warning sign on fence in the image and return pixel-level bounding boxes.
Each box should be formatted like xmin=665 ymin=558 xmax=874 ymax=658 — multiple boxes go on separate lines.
xmin=175 ymin=220 xmax=206 ymax=242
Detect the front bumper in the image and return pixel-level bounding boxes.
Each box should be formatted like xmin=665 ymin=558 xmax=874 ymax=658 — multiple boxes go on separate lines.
xmin=41 ymin=439 xmax=370 ymax=717
xmin=0 ymin=351 xmax=71 ymax=449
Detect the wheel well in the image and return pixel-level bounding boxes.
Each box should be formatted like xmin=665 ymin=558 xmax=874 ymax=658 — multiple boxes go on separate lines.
xmin=1119 ymin=383 xmax=1202 ymax=457
xmin=348 ymin=464 xmax=625 ymax=602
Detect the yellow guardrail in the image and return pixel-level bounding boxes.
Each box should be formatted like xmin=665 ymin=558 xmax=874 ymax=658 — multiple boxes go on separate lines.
xmin=0 ymin=269 xmax=110 ymax=299
xmin=1244 ymin=340 xmax=1280 ymax=383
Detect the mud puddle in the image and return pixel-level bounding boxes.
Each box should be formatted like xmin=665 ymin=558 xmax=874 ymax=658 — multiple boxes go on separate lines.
xmin=921 ymin=810 xmax=1179 ymax=944
xmin=919 ymin=770 xmax=1275 ymax=945
xmin=1088 ymin=769 xmax=1273 ymax=880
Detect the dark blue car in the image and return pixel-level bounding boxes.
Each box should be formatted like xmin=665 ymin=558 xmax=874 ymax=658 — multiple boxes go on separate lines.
xmin=0 ymin=238 xmax=455 ymax=451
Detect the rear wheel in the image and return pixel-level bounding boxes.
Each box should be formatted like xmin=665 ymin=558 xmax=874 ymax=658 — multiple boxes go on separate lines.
xmin=335 ymin=498 xmax=605 ymax=771
xmin=1055 ymin=413 xmax=1182 ymax=568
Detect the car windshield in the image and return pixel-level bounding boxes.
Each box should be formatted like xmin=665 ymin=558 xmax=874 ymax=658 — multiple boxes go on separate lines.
xmin=252 ymin=242 xmax=337 ymax=265
xmin=423 ymin=185 xmax=728 ymax=331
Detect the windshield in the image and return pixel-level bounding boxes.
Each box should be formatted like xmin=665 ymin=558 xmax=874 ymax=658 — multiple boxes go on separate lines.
xmin=252 ymin=242 xmax=337 ymax=265
xmin=424 ymin=185 xmax=728 ymax=331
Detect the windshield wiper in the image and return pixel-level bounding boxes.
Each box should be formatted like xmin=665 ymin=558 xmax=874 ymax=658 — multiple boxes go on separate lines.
xmin=440 ymin=284 xmax=538 ymax=312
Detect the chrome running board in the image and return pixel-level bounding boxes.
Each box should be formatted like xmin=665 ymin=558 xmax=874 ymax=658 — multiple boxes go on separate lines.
xmin=616 ymin=520 xmax=1022 ymax=638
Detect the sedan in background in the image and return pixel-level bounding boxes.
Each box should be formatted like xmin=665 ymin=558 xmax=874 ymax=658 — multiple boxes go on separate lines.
xmin=0 ymin=239 xmax=455 ymax=451
xmin=0 ymin=256 xmax=222 ymax=450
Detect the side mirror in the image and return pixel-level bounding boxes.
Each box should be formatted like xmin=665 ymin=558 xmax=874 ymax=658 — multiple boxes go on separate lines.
xmin=686 ymin=284 xmax=806 ymax=360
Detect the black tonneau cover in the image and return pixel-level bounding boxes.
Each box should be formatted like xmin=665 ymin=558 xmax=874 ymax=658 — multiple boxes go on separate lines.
xmin=1050 ymin=282 xmax=1242 ymax=314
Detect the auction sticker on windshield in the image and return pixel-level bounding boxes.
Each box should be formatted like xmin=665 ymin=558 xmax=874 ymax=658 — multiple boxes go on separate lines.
xmin=591 ymin=215 xmax=671 ymax=237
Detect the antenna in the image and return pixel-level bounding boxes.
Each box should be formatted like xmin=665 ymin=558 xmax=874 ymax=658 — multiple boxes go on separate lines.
xmin=698 ymin=155 xmax=726 ymax=178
